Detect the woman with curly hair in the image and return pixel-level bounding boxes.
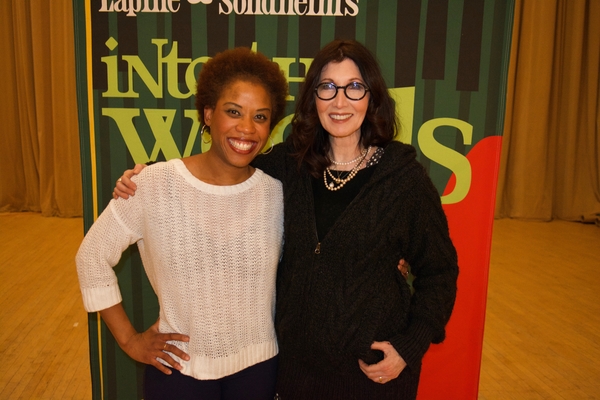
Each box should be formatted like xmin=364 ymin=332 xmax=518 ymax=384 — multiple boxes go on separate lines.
xmin=115 ymin=40 xmax=458 ymax=399
xmin=77 ymin=47 xmax=288 ymax=400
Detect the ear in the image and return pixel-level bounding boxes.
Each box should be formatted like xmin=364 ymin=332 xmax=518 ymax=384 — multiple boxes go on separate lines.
xmin=203 ymin=106 xmax=214 ymax=126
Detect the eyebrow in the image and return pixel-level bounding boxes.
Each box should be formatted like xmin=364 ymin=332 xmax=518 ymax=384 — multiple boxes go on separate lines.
xmin=223 ymin=102 xmax=272 ymax=113
xmin=319 ymin=78 xmax=364 ymax=83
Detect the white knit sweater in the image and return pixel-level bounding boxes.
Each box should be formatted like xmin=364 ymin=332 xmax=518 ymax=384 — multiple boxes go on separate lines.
xmin=76 ymin=159 xmax=284 ymax=380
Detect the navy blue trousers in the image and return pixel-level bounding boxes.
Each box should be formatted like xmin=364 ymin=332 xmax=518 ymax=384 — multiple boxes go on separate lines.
xmin=144 ymin=356 xmax=278 ymax=400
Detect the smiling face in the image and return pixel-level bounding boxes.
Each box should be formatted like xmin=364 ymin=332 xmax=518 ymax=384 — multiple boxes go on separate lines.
xmin=203 ymin=80 xmax=272 ymax=172
xmin=315 ymin=58 xmax=370 ymax=143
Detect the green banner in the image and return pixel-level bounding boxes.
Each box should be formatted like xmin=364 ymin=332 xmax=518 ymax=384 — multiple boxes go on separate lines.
xmin=73 ymin=1 xmax=514 ymax=398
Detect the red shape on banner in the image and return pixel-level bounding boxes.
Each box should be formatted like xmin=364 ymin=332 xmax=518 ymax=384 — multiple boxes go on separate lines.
xmin=417 ymin=136 xmax=502 ymax=399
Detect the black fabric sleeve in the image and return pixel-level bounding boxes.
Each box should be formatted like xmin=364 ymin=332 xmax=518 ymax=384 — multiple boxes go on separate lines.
xmin=390 ymin=161 xmax=459 ymax=369
xmin=251 ymin=142 xmax=288 ymax=181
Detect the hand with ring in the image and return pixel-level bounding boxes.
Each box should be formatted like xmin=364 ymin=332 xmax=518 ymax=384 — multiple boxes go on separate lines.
xmin=113 ymin=164 xmax=147 ymax=200
xmin=358 ymin=341 xmax=407 ymax=384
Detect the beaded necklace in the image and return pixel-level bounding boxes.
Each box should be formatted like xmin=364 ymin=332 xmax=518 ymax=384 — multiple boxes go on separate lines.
xmin=330 ymin=150 xmax=366 ymax=166
xmin=323 ymin=146 xmax=371 ymax=191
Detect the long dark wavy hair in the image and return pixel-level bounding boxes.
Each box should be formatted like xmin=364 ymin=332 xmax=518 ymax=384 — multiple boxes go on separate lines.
xmin=291 ymin=40 xmax=399 ymax=177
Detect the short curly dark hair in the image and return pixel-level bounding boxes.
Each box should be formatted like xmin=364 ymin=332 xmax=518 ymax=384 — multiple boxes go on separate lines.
xmin=291 ymin=40 xmax=398 ymax=177
xmin=195 ymin=47 xmax=289 ymax=130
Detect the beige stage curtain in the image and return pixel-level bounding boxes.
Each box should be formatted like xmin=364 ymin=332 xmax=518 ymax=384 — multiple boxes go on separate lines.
xmin=1 ymin=1 xmax=598 ymax=222
xmin=495 ymin=0 xmax=600 ymax=223
xmin=0 ymin=0 xmax=82 ymax=217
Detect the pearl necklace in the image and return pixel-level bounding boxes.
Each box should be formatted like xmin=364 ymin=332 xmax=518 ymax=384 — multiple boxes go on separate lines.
xmin=323 ymin=146 xmax=371 ymax=191
xmin=330 ymin=148 xmax=367 ymax=166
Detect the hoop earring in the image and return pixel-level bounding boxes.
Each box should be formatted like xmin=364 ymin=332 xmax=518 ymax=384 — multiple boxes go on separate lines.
xmin=262 ymin=136 xmax=274 ymax=155
xmin=201 ymin=125 xmax=211 ymax=144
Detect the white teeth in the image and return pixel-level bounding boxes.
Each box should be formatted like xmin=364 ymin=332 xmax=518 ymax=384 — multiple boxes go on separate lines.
xmin=331 ymin=114 xmax=352 ymax=121
xmin=229 ymin=139 xmax=254 ymax=151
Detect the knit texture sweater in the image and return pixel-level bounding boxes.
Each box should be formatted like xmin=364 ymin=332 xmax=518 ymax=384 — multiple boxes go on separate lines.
xmin=76 ymin=159 xmax=284 ymax=380
xmin=253 ymin=138 xmax=458 ymax=398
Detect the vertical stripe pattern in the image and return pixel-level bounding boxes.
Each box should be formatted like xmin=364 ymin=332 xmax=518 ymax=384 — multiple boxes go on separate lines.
xmin=74 ymin=0 xmax=515 ymax=397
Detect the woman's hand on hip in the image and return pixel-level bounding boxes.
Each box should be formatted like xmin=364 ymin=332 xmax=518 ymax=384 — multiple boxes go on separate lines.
xmin=121 ymin=319 xmax=190 ymax=375
xmin=358 ymin=341 xmax=407 ymax=384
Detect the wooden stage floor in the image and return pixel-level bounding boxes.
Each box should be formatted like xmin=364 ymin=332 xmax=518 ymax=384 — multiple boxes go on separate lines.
xmin=1 ymin=212 xmax=599 ymax=399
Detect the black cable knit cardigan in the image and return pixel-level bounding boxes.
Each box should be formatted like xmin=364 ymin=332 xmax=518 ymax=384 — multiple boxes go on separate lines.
xmin=253 ymin=138 xmax=458 ymax=394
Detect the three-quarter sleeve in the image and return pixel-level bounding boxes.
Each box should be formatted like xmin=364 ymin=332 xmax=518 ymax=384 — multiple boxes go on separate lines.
xmin=76 ymin=193 xmax=144 ymax=312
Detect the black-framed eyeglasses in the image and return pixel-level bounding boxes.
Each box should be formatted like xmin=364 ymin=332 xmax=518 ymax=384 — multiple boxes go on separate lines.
xmin=314 ymin=82 xmax=370 ymax=101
